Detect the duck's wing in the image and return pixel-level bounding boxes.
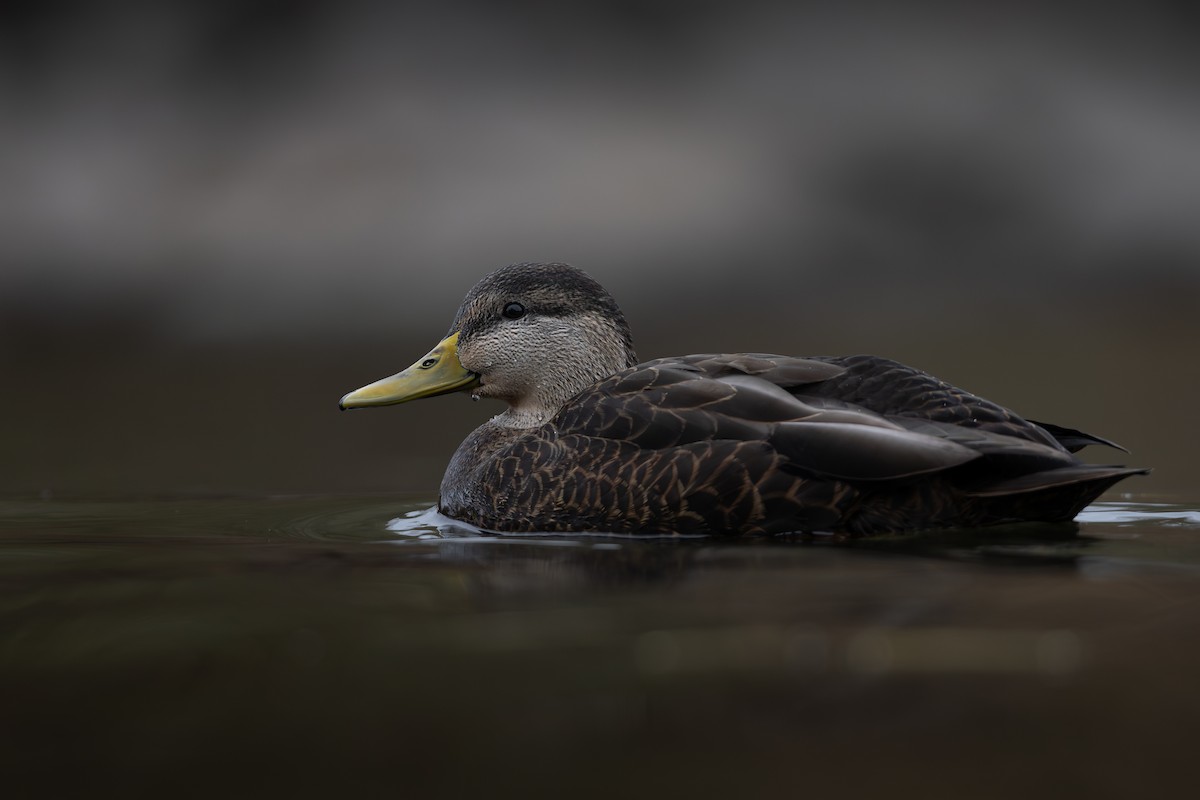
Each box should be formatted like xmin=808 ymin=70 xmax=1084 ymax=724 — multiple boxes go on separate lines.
xmin=553 ymin=352 xmax=1135 ymax=492
xmin=785 ymin=354 xmax=1074 ymax=449
xmin=793 ymin=354 xmax=1129 ymax=453
xmin=552 ymin=355 xmax=1084 ymax=484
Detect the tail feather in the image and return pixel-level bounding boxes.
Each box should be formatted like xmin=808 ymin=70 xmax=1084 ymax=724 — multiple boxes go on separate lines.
xmin=966 ymin=465 xmax=1149 ymax=497
xmin=1029 ymin=420 xmax=1130 ymax=454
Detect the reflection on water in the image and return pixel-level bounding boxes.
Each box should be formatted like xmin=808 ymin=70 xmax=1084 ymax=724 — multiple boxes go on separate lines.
xmin=1 ymin=495 xmax=1199 ymax=798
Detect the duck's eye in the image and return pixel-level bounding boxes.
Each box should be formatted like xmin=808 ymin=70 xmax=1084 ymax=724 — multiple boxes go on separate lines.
xmin=502 ymin=302 xmax=526 ymax=320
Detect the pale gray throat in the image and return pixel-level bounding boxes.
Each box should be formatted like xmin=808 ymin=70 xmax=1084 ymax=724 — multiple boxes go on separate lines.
xmin=482 ymin=313 xmax=632 ymax=429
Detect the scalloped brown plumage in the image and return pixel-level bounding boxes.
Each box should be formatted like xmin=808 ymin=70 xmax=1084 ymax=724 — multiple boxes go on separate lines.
xmin=343 ymin=263 xmax=1147 ymax=536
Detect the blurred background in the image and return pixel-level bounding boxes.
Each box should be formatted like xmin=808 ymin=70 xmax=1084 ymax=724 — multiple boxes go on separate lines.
xmin=2 ymin=0 xmax=1197 ymax=498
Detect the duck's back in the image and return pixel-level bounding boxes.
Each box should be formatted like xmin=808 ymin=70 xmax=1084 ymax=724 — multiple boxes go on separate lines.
xmin=438 ymin=353 xmax=1145 ymax=535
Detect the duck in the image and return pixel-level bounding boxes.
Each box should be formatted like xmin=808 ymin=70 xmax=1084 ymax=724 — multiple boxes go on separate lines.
xmin=340 ymin=262 xmax=1146 ymax=536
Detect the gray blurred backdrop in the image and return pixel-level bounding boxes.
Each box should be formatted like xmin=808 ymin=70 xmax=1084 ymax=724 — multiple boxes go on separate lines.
xmin=2 ymin=0 xmax=1197 ymax=498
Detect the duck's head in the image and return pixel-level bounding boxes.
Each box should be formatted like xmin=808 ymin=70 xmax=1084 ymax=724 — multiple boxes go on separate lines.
xmin=339 ymin=263 xmax=637 ymax=427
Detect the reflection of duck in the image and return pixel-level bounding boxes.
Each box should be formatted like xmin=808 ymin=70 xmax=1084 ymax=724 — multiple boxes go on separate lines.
xmin=341 ymin=263 xmax=1145 ymax=536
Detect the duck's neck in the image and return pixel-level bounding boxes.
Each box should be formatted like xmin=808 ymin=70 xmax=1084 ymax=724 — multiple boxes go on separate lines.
xmin=490 ymin=317 xmax=636 ymax=429
xmin=492 ymin=405 xmax=555 ymax=429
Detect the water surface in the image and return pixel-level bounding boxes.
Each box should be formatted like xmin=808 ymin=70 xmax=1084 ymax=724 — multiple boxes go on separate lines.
xmin=2 ymin=494 xmax=1198 ymax=799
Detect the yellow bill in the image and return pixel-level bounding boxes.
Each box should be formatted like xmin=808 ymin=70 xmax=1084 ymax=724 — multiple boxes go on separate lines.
xmin=339 ymin=331 xmax=479 ymax=409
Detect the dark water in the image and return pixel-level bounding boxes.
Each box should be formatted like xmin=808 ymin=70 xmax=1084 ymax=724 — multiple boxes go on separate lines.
xmin=2 ymin=494 xmax=1199 ymax=799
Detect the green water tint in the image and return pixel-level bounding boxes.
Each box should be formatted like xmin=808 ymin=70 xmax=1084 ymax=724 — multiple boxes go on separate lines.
xmin=2 ymin=496 xmax=1199 ymax=798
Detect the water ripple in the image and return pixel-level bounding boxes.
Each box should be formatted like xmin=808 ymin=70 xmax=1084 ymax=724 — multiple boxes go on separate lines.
xmin=1077 ymin=502 xmax=1200 ymax=527
xmin=385 ymin=506 xmax=483 ymax=539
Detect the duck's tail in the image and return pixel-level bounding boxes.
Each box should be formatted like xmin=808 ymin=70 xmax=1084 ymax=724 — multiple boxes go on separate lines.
xmin=966 ymin=464 xmax=1150 ymax=523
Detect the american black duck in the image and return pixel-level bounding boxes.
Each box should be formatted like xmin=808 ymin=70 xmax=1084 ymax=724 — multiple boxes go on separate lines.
xmin=340 ymin=262 xmax=1145 ymax=536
